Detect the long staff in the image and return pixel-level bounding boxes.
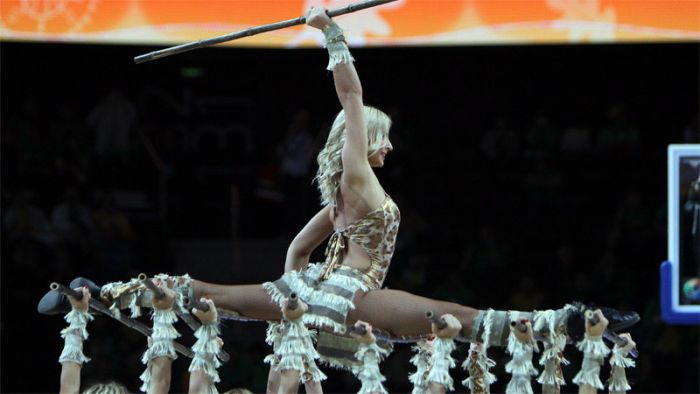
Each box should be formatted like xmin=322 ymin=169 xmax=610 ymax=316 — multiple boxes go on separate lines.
xmin=134 ymin=0 xmax=398 ymax=64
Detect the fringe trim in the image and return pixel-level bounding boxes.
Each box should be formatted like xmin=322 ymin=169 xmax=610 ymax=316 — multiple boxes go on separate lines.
xmin=59 ymin=333 xmax=91 ymax=365
xmin=140 ymin=308 xmax=179 ymax=392
xmin=326 ymin=42 xmax=355 ymax=71
xmin=462 ymin=342 xmax=497 ymax=393
xmin=505 ymin=330 xmax=538 ymax=394
xmin=266 ymin=321 xmax=284 ymax=347
xmin=576 ymin=334 xmax=610 ymax=358
xmin=109 ymin=301 xmax=121 ymax=319
xmin=481 ymin=309 xmax=494 ymax=352
xmin=533 ymin=309 xmax=556 ymax=335
xmin=610 ymin=347 xmax=636 ymax=369
xmin=189 ymin=322 xmax=223 ymax=393
xmin=58 ymin=309 xmax=94 ymax=365
xmin=426 ymin=338 xmax=457 ymax=391
xmin=61 ymin=309 xmax=93 ymax=339
xmin=537 ymin=345 xmax=569 ymax=387
xmin=353 ymin=342 xmax=390 ymax=394
xmin=409 ymin=341 xmax=431 ymax=394
xmin=272 ymin=319 xmax=327 ymax=383
xmin=263 ymin=268 xmax=367 ymax=334
xmin=534 ymin=309 xmax=569 ymax=388
xmin=572 ymin=334 xmax=609 ymax=390
xmin=129 ymin=291 xmax=142 ymax=318
xmin=572 ymin=356 xmax=605 ymax=390
xmin=607 ymin=346 xmax=635 ymax=392
xmin=264 ymin=354 xmax=280 ymax=367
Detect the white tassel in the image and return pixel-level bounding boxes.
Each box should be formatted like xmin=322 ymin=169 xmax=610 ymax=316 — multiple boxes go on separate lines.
xmin=572 ymin=334 xmax=610 ymax=390
xmin=58 ymin=309 xmax=94 ymax=365
xmin=188 ymin=322 xmax=223 ymax=394
xmin=462 ymin=310 xmax=497 ymax=393
xmin=129 ymin=291 xmax=142 ymax=318
xmin=534 ymin=309 xmax=569 ymax=389
xmin=109 ymin=302 xmax=121 ymax=319
xmin=504 ymin=330 xmax=538 ymax=394
xmin=607 ymin=346 xmax=635 ymax=393
xmin=462 ymin=342 xmax=497 ymax=393
xmin=353 ymin=342 xmax=390 ymax=394
xmin=322 ymin=22 xmax=355 ymax=71
xmin=265 ymin=322 xmax=283 ymax=347
xmin=263 ymin=269 xmax=367 ymax=334
xmin=140 ymin=308 xmax=179 ymax=392
xmin=409 ymin=341 xmax=431 ymax=394
xmin=263 ymin=321 xmax=283 ymax=368
xmin=326 ymin=44 xmax=355 ymax=71
xmin=537 ymin=341 xmax=569 ymax=388
xmin=273 ymin=319 xmax=327 ymax=383
xmin=576 ymin=334 xmax=611 ymax=358
xmin=425 ymin=338 xmax=457 ymax=391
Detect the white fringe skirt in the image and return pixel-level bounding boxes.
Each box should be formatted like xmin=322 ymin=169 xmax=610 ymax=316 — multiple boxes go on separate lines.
xmin=263 ymin=263 xmax=392 ymax=370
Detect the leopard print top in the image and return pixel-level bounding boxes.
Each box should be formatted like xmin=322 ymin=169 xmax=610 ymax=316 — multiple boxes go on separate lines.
xmin=320 ymin=195 xmax=401 ymax=289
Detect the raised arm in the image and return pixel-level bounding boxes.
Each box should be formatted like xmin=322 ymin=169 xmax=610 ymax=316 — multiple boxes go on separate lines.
xmin=306 ymin=7 xmax=372 ymax=185
xmin=285 ymin=205 xmax=334 ymax=272
xmin=59 ymin=287 xmax=92 ymax=394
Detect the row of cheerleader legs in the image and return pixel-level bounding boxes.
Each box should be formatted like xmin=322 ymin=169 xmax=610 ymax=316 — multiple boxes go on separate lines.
xmin=48 ymin=273 xmax=637 ymax=394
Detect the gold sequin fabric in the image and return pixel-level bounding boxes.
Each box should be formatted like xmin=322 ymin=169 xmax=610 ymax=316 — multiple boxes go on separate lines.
xmin=321 ymin=195 xmax=400 ymax=289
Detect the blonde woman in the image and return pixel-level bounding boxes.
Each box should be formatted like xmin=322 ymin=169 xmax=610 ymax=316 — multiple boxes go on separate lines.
xmin=41 ymin=6 xmax=639 ymax=391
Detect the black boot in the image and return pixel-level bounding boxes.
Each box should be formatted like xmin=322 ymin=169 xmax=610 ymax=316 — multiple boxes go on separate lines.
xmin=37 ymin=277 xmax=101 ymax=315
xmin=566 ymin=301 xmax=640 ymax=342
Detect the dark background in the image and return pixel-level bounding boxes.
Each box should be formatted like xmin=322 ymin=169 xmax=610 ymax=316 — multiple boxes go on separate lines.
xmin=2 ymin=41 xmax=699 ymax=393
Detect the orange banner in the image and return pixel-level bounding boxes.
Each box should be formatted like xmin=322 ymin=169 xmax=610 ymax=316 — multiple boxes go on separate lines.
xmin=1 ymin=0 xmax=698 ymax=46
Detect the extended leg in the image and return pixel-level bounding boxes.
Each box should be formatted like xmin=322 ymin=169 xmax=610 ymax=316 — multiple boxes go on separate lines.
xmin=194 ymin=281 xmax=282 ymax=321
xmin=347 ymin=289 xmax=480 ymax=338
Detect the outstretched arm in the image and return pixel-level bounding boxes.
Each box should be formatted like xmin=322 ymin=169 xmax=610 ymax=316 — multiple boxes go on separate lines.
xmin=285 ymin=205 xmax=333 ymax=272
xmin=306 ymin=7 xmax=372 ymax=186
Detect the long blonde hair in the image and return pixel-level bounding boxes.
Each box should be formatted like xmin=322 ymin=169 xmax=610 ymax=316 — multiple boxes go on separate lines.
xmin=314 ymin=106 xmax=391 ymax=206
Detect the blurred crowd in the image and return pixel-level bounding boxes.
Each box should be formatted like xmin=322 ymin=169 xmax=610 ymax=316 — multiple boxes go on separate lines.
xmin=2 ymin=42 xmax=699 ymax=392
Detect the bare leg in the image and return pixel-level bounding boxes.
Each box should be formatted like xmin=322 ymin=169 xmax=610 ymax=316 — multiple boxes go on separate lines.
xmin=278 ymin=370 xmax=301 ymax=394
xmin=193 ymin=281 xmax=282 ymax=321
xmin=266 ymin=369 xmax=280 ymax=394
xmin=304 ymin=380 xmax=323 ymax=394
xmin=347 ymin=289 xmax=480 ymax=338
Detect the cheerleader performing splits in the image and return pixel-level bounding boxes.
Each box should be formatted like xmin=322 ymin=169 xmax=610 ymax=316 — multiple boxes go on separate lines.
xmin=40 ymin=6 xmax=640 ymax=394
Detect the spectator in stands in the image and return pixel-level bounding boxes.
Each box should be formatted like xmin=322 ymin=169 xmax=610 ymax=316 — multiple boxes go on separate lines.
xmin=522 ymin=114 xmax=560 ymax=160
xmin=87 ymin=89 xmax=137 ymax=157
xmin=480 ymin=117 xmax=519 ymax=159
xmin=51 ymin=188 xmax=95 ymax=273
xmin=4 ymin=189 xmax=53 ymax=245
xmin=595 ymin=105 xmax=640 ymax=159
xmin=92 ymin=192 xmax=134 ymax=280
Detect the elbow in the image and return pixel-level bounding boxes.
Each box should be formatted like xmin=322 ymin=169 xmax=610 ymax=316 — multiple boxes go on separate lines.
xmin=288 ymin=237 xmax=312 ymax=258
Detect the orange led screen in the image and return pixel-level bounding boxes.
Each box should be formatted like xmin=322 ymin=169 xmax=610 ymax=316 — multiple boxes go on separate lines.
xmin=1 ymin=0 xmax=698 ymax=46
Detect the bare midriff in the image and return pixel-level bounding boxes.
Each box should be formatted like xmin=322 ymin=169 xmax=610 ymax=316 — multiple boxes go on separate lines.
xmin=338 ymin=241 xmax=372 ymax=272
